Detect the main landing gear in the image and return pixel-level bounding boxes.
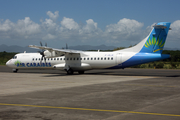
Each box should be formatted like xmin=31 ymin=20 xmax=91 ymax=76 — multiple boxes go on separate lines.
xmin=12 ymin=69 xmax=18 ymax=73
xmin=66 ymin=68 xmax=74 ymax=75
xmin=64 ymin=66 xmax=85 ymax=75
xmin=65 ymin=69 xmax=85 ymax=75
xmin=78 ymin=71 xmax=84 ymax=74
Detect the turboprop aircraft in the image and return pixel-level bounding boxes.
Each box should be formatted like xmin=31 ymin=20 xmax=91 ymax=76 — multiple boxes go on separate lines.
xmin=6 ymin=22 xmax=171 ymax=75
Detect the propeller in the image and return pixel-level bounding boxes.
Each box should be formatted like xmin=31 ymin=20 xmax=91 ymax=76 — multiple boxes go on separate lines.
xmin=38 ymin=42 xmax=47 ymax=65
xmin=62 ymin=43 xmax=68 ymax=49
xmin=66 ymin=43 xmax=68 ymax=49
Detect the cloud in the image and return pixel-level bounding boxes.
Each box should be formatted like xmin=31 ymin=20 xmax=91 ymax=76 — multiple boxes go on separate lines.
xmin=41 ymin=18 xmax=58 ymax=33
xmin=42 ymin=33 xmax=57 ymax=40
xmin=104 ymin=18 xmax=144 ymax=45
xmin=61 ymin=17 xmax=79 ymax=30
xmin=59 ymin=18 xmax=102 ymax=43
xmin=82 ymin=19 xmax=98 ymax=33
xmin=168 ymin=20 xmax=180 ymax=41
xmin=79 ymin=19 xmax=102 ymax=41
xmin=145 ymin=22 xmax=156 ymax=33
xmin=0 ymin=11 xmax=179 ymax=48
xmin=105 ymin=18 xmax=143 ymax=33
xmin=46 ymin=11 xmax=59 ymax=21
xmin=0 ymin=17 xmax=41 ymax=40
xmin=0 ymin=19 xmax=13 ymax=32
xmin=15 ymin=17 xmax=41 ymax=35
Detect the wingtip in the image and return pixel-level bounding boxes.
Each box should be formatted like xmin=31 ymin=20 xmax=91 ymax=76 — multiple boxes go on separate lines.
xmin=28 ymin=45 xmax=35 ymax=47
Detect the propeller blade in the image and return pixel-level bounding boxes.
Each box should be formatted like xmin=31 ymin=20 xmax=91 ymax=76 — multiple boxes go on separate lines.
xmin=44 ymin=57 xmax=46 ymax=64
xmin=66 ymin=43 xmax=68 ymax=49
xmin=40 ymin=56 xmax=43 ymax=65
xmin=37 ymin=42 xmax=47 ymax=65
xmin=40 ymin=41 xmax=43 ymax=46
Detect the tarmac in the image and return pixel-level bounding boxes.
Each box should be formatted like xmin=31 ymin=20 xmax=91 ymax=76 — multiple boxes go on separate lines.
xmin=0 ymin=66 xmax=180 ymax=120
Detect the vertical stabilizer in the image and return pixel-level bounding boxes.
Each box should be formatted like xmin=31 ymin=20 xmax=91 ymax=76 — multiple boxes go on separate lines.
xmin=140 ymin=22 xmax=171 ymax=53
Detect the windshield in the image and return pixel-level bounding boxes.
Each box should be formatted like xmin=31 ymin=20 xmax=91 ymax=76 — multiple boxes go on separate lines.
xmin=13 ymin=56 xmax=17 ymax=59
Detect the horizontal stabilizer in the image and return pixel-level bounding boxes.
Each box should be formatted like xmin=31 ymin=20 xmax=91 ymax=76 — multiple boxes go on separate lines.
xmin=153 ymin=24 xmax=171 ymax=30
xmin=153 ymin=25 xmax=167 ymax=29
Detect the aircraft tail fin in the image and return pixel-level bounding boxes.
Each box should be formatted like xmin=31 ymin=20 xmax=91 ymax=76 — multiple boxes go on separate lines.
xmin=115 ymin=22 xmax=171 ymax=54
xmin=140 ymin=22 xmax=171 ymax=53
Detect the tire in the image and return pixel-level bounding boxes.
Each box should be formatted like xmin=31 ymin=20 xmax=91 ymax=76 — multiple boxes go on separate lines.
xmin=78 ymin=71 xmax=84 ymax=74
xmin=67 ymin=69 xmax=74 ymax=75
xmin=12 ymin=69 xmax=18 ymax=73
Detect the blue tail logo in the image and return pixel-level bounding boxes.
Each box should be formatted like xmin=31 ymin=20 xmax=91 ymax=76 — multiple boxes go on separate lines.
xmin=145 ymin=36 xmax=165 ymax=53
xmin=140 ymin=22 xmax=171 ymax=54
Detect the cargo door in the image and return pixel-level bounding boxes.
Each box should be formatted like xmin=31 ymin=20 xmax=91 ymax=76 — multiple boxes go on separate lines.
xmin=116 ymin=53 xmax=122 ymax=66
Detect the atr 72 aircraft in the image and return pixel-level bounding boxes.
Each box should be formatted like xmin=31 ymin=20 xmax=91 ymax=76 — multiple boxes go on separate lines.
xmin=6 ymin=22 xmax=171 ymax=75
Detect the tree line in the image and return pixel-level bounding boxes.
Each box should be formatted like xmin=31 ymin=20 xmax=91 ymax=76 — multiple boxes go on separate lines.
xmin=0 ymin=51 xmax=17 ymax=65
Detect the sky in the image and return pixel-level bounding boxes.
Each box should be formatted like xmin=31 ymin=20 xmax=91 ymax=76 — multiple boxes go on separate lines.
xmin=0 ymin=0 xmax=180 ymax=49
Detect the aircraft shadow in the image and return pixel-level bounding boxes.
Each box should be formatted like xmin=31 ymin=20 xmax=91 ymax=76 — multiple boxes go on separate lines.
xmin=1 ymin=66 xmax=180 ymax=78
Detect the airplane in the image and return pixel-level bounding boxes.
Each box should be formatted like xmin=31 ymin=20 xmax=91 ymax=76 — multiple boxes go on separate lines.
xmin=6 ymin=22 xmax=171 ymax=75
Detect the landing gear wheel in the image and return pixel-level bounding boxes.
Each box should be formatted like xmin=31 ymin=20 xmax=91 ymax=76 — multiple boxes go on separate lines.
xmin=12 ymin=69 xmax=18 ymax=73
xmin=66 ymin=69 xmax=74 ymax=75
xmin=78 ymin=71 xmax=84 ymax=74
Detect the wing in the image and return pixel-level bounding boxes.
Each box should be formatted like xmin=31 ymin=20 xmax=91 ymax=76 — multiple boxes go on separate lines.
xmin=29 ymin=45 xmax=84 ymax=57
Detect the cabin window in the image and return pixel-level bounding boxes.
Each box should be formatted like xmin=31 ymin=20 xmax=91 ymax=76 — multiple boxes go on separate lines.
xmin=32 ymin=58 xmax=34 ymax=61
xmin=74 ymin=58 xmax=75 ymax=60
xmin=97 ymin=58 xmax=99 ymax=60
xmin=84 ymin=58 xmax=86 ymax=60
xmin=54 ymin=58 xmax=56 ymax=60
xmin=77 ymin=58 xmax=79 ymax=60
xmin=57 ymin=58 xmax=59 ymax=60
xmin=94 ymin=58 xmax=96 ymax=60
xmin=87 ymin=58 xmax=89 ymax=60
xmin=101 ymin=57 xmax=103 ymax=60
xmin=36 ymin=58 xmax=37 ymax=61
xmin=111 ymin=57 xmax=113 ymax=60
xmin=91 ymin=58 xmax=93 ymax=60
xmin=64 ymin=58 xmax=65 ymax=60
xmin=104 ymin=57 xmax=106 ymax=60
xmin=80 ymin=58 xmax=82 ymax=60
xmin=67 ymin=58 xmax=69 ymax=60
xmin=108 ymin=57 xmax=110 ymax=60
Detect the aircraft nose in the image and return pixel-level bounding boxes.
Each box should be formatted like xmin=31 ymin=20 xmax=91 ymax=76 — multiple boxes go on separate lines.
xmin=6 ymin=60 xmax=12 ymax=67
xmin=6 ymin=60 xmax=10 ymax=66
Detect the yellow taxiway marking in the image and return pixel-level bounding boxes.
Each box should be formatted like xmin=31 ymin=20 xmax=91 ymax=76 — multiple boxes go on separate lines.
xmin=0 ymin=103 xmax=180 ymax=117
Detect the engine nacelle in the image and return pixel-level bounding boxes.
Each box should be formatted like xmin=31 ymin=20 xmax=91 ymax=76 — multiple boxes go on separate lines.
xmin=44 ymin=50 xmax=61 ymax=58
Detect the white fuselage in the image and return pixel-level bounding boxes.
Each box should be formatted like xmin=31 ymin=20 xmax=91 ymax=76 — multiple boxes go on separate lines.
xmin=6 ymin=51 xmax=128 ymax=71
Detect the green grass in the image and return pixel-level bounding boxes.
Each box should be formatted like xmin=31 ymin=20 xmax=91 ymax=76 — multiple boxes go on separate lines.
xmin=131 ymin=62 xmax=180 ymax=69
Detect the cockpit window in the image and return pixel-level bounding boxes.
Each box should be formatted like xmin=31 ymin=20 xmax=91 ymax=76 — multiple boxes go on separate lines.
xmin=13 ymin=56 xmax=17 ymax=59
